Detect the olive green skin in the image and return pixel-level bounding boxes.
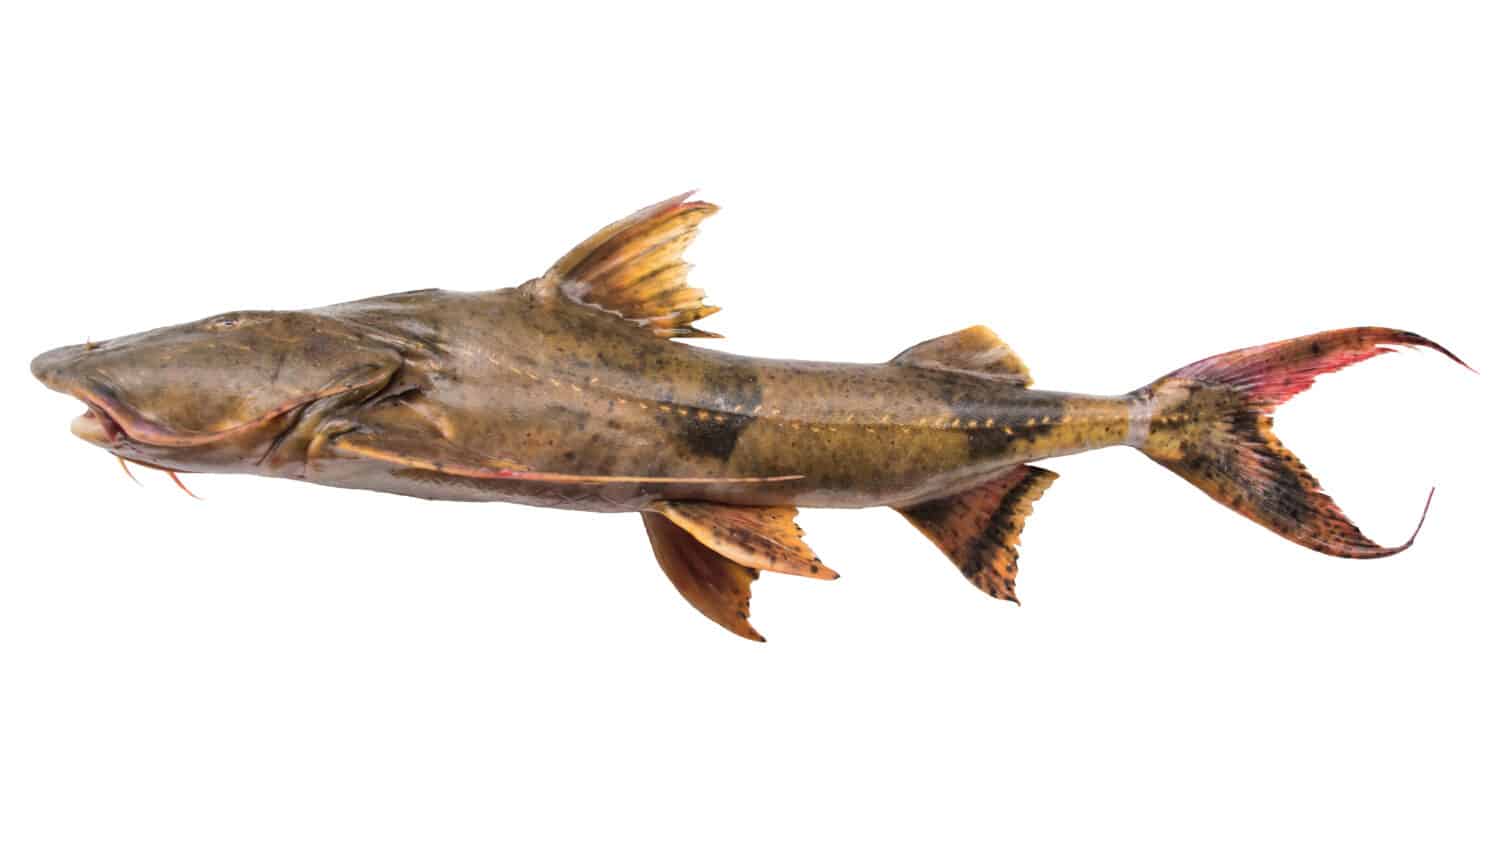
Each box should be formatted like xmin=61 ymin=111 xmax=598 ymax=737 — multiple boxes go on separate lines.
xmin=30 ymin=308 xmax=402 ymax=477
xmin=33 ymin=286 xmax=1135 ymax=513
xmin=304 ymin=287 xmax=1134 ymax=511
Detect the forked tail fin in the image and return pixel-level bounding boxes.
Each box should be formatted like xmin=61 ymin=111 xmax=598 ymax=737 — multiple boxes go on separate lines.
xmin=1129 ymin=327 xmax=1471 ymax=558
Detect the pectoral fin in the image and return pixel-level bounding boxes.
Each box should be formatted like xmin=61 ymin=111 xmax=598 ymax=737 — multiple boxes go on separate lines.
xmin=897 ymin=465 xmax=1058 ymax=603
xmin=648 ymin=501 xmax=837 ymax=580
xmin=317 ymin=428 xmax=532 ymax=476
xmin=321 ymin=430 xmax=800 ymax=486
xmin=643 ymin=512 xmax=764 ymax=641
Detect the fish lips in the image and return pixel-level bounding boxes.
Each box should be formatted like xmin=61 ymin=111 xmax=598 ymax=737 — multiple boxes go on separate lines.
xmin=32 ymin=343 xmax=394 ymax=450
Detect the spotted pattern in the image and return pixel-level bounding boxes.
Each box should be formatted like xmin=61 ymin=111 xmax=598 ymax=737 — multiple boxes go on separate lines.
xmin=35 ymin=190 xmax=1470 ymax=644
xmin=651 ymin=500 xmax=835 ymax=579
xmin=643 ymin=511 xmax=764 ymax=641
xmin=899 ymin=464 xmax=1058 ymax=603
xmin=1133 ymin=324 xmax=1466 ymax=558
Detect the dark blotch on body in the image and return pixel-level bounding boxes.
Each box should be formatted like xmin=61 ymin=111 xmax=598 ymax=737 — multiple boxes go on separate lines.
xmin=667 ymin=366 xmax=762 ymax=461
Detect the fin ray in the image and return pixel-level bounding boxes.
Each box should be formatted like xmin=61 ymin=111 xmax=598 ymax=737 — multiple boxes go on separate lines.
xmin=892 ymin=325 xmax=1032 ymax=386
xmin=324 ymin=432 xmax=801 ymax=486
xmin=644 ymin=512 xmax=764 ymax=641
xmin=531 ymin=193 xmax=722 ymax=339
xmin=1135 ymin=327 xmax=1466 ymax=557
xmin=898 ymin=465 xmax=1058 ymax=602
xmin=650 ymin=501 xmax=837 ymax=580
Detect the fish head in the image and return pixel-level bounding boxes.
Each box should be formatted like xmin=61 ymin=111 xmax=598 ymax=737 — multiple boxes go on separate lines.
xmin=31 ymin=309 xmax=404 ymax=474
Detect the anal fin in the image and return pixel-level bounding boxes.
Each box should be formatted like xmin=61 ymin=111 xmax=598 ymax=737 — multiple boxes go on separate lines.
xmin=644 ymin=512 xmax=763 ymax=641
xmin=897 ymin=465 xmax=1058 ymax=603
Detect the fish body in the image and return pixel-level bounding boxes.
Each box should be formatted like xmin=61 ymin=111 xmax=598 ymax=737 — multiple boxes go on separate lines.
xmin=289 ymin=286 xmax=1123 ymax=512
xmin=31 ymin=194 xmax=1470 ymax=640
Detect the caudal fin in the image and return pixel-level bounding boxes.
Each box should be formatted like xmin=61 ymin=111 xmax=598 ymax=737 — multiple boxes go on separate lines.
xmin=1130 ymin=327 xmax=1471 ymax=558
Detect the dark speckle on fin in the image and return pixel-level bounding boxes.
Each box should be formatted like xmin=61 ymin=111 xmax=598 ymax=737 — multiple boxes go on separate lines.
xmin=643 ymin=512 xmax=764 ymax=641
xmin=649 ymin=501 xmax=838 ymax=580
xmin=897 ymin=464 xmax=1058 ymax=603
xmin=891 ymin=325 xmax=1033 ymax=386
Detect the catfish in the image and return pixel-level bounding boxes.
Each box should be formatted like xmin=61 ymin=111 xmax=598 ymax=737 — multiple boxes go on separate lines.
xmin=31 ymin=193 xmax=1470 ymax=640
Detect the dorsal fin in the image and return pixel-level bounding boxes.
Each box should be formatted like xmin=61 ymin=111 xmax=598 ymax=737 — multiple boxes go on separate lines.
xmin=891 ymin=325 xmax=1032 ymax=386
xmin=529 ymin=192 xmax=723 ymax=339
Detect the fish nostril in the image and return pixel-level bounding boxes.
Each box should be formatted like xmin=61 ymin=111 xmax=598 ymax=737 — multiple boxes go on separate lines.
xmin=30 ymin=343 xmax=93 ymax=385
xmin=30 ymin=350 xmax=63 ymax=384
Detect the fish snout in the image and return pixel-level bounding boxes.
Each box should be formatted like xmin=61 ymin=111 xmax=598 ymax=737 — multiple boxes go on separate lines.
xmin=30 ymin=341 xmax=101 ymax=391
xmin=31 ymin=343 xmax=129 ymax=446
xmin=35 ymin=311 xmax=405 ymax=458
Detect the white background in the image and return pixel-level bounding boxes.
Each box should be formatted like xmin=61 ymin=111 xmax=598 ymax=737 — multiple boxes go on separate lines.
xmin=1 ymin=2 xmax=1495 ymax=841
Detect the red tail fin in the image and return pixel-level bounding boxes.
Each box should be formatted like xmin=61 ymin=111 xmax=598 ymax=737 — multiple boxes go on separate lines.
xmin=1132 ymin=328 xmax=1469 ymax=558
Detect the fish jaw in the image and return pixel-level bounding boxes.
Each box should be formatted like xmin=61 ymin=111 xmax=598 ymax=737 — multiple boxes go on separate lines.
xmin=32 ymin=312 xmax=406 ymax=474
xmin=33 ymin=344 xmax=155 ymax=447
xmin=68 ymin=403 xmax=122 ymax=446
xmin=33 ymin=347 xmax=215 ymax=449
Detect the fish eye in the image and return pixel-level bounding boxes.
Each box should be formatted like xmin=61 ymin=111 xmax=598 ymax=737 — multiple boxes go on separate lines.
xmin=208 ymin=315 xmax=242 ymax=330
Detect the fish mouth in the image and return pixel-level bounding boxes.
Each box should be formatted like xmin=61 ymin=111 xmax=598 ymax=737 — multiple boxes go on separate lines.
xmin=34 ymin=340 xmax=401 ymax=451
xmin=32 ymin=343 xmax=293 ymax=449
xmin=55 ymin=380 xmax=302 ymax=450
xmin=70 ymin=401 xmax=127 ymax=445
xmin=47 ymin=372 xmax=389 ymax=451
xmin=55 ymin=382 xmax=210 ymax=448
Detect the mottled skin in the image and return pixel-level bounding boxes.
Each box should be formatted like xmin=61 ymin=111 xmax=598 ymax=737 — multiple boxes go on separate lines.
xmin=340 ymin=285 xmax=1145 ymax=509
xmin=30 ymin=195 xmax=1468 ymax=640
xmin=31 ymin=285 xmax=1130 ymax=512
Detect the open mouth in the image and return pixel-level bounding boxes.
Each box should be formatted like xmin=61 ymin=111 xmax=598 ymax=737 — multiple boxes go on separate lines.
xmin=71 ymin=402 xmax=126 ymax=444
